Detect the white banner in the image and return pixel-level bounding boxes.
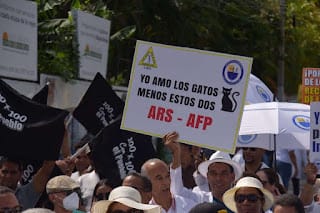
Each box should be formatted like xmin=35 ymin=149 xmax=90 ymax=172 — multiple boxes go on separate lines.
xmin=73 ymin=10 xmax=111 ymax=80
xmin=310 ymin=101 xmax=320 ymax=174
xmin=121 ymin=40 xmax=252 ymax=153
xmin=0 ymin=0 xmax=37 ymax=81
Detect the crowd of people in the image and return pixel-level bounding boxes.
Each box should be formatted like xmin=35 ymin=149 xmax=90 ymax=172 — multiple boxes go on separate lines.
xmin=0 ymin=131 xmax=320 ymax=213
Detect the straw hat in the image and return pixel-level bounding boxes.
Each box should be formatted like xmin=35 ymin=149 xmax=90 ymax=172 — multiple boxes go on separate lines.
xmin=222 ymin=177 xmax=274 ymax=212
xmin=198 ymin=151 xmax=243 ymax=180
xmin=92 ymin=186 xmax=160 ymax=213
xmin=46 ymin=175 xmax=80 ymax=194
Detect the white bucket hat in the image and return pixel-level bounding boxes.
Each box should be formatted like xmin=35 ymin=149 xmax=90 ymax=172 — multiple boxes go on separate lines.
xmin=198 ymin=151 xmax=243 ymax=180
xmin=91 ymin=186 xmax=160 ymax=213
xmin=222 ymin=177 xmax=274 ymax=212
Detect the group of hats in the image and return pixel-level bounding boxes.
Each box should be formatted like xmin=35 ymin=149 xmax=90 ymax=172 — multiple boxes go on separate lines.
xmin=46 ymin=151 xmax=274 ymax=213
xmin=46 ymin=175 xmax=159 ymax=213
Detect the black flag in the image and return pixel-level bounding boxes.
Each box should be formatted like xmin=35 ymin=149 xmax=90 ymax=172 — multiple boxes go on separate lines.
xmin=73 ymin=73 xmax=124 ymax=135
xmin=0 ymin=79 xmax=68 ymax=160
xmin=89 ymin=119 xmax=156 ymax=186
xmin=31 ymin=83 xmax=49 ymax=104
xmin=21 ymin=83 xmax=50 ymax=184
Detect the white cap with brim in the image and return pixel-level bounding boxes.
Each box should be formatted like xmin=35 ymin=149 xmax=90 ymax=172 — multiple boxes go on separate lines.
xmin=222 ymin=177 xmax=274 ymax=212
xmin=92 ymin=186 xmax=160 ymax=213
xmin=198 ymin=151 xmax=243 ymax=180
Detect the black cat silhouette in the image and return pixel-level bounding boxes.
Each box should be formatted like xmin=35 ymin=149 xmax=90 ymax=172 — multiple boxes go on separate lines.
xmin=221 ymin=87 xmax=240 ymax=112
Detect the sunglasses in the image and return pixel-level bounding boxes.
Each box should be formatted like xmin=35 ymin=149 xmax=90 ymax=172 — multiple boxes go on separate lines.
xmin=95 ymin=192 xmax=111 ymax=201
xmin=235 ymin=194 xmax=263 ymax=203
xmin=242 ymin=147 xmax=256 ymax=151
xmin=0 ymin=206 xmax=23 ymax=213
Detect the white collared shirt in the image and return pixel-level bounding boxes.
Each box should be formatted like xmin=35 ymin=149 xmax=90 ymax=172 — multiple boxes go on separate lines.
xmin=149 ymin=194 xmax=197 ymax=213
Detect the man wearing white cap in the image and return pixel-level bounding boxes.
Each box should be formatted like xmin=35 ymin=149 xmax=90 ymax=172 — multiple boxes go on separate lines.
xmin=164 ymin=132 xmax=243 ymax=213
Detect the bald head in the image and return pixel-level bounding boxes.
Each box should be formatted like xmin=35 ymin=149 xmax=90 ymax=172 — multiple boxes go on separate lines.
xmin=140 ymin=158 xmax=171 ymax=199
xmin=141 ymin=158 xmax=168 ymax=178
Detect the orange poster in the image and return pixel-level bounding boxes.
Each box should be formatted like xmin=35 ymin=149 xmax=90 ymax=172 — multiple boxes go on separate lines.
xmin=301 ymin=68 xmax=320 ymax=104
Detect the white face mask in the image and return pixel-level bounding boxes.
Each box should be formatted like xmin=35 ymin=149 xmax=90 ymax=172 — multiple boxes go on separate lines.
xmin=63 ymin=192 xmax=79 ymax=211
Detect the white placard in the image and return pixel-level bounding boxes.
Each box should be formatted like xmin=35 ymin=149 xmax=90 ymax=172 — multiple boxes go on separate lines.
xmin=73 ymin=10 xmax=111 ymax=80
xmin=121 ymin=40 xmax=252 ymax=153
xmin=0 ymin=0 xmax=37 ymax=81
xmin=310 ymin=101 xmax=320 ymax=174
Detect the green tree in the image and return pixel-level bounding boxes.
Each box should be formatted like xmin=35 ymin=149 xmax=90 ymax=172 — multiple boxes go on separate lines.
xmin=36 ymin=0 xmax=320 ymax=97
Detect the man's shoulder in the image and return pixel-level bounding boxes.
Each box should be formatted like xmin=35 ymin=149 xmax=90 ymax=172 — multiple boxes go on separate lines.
xmin=78 ymin=170 xmax=99 ymax=182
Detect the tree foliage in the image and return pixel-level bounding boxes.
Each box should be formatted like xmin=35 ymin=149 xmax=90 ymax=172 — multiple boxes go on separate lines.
xmin=36 ymin=0 xmax=320 ymax=97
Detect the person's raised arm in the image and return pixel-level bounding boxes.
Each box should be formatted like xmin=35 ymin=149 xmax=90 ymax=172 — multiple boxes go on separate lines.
xmin=163 ymin=131 xmax=181 ymax=169
xmin=31 ymin=160 xmax=56 ymax=193
xmin=299 ymin=163 xmax=318 ymax=206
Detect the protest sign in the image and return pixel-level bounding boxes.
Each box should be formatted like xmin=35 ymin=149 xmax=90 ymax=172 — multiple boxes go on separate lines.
xmin=73 ymin=10 xmax=111 ymax=80
xmin=310 ymin=101 xmax=320 ymax=175
xmin=73 ymin=72 xmax=124 ymax=135
xmin=0 ymin=0 xmax=37 ymax=81
xmin=0 ymin=78 xmax=68 ymax=160
xmin=90 ymin=119 xmax=156 ymax=186
xmin=301 ymin=68 xmax=320 ymax=104
xmin=121 ymin=40 xmax=252 ymax=153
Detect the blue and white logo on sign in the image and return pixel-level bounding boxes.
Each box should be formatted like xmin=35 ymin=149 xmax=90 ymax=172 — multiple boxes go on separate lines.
xmin=222 ymin=60 xmax=244 ymax=85
xmin=256 ymin=85 xmax=271 ymax=102
xmin=238 ymin=134 xmax=257 ymax=144
xmin=292 ymin=115 xmax=310 ymax=130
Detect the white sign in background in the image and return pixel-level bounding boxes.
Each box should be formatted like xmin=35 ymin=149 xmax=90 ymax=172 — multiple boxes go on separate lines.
xmin=0 ymin=0 xmax=37 ymax=81
xmin=73 ymin=10 xmax=111 ymax=81
xmin=310 ymin=101 xmax=320 ymax=174
xmin=121 ymin=40 xmax=253 ymax=153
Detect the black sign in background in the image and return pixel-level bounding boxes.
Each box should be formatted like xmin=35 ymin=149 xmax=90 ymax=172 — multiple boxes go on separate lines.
xmin=0 ymin=79 xmax=68 ymax=160
xmin=73 ymin=73 xmax=124 ymax=135
xmin=31 ymin=84 xmax=49 ymax=105
xmin=21 ymin=84 xmax=50 ymax=184
xmin=90 ymin=119 xmax=156 ymax=186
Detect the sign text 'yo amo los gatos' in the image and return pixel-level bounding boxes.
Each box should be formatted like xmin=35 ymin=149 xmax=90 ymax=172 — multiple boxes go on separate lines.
xmin=121 ymin=41 xmax=253 ymax=153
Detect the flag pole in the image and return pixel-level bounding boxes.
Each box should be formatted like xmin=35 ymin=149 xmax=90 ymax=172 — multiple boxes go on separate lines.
xmin=70 ymin=114 xmax=123 ymax=160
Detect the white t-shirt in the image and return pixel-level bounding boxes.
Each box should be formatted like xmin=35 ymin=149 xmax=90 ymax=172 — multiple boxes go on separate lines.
xmin=78 ymin=170 xmax=100 ymax=212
